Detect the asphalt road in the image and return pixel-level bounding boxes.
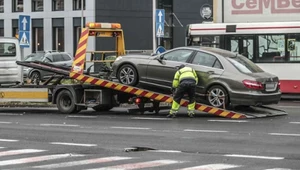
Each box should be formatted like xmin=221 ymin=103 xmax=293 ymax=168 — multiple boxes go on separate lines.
xmin=0 ymin=101 xmax=299 ymax=170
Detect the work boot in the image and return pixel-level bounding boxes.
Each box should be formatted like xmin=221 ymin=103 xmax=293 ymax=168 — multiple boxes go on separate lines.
xmin=187 ymin=111 xmax=195 ymax=118
xmin=167 ymin=110 xmax=177 ymax=118
xmin=166 ymin=114 xmax=176 ymax=118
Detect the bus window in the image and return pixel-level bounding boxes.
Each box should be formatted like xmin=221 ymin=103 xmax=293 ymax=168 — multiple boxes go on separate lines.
xmin=287 ymin=34 xmax=300 ymax=62
xmin=257 ymin=35 xmax=285 ymax=63
xmin=190 ymin=35 xmax=220 ymax=48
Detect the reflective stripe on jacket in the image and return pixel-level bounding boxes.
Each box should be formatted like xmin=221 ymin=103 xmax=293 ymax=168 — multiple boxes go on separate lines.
xmin=172 ymin=67 xmax=198 ymax=88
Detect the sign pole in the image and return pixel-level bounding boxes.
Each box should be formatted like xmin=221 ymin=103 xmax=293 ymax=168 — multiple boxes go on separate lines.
xmin=152 ymin=0 xmax=157 ymax=53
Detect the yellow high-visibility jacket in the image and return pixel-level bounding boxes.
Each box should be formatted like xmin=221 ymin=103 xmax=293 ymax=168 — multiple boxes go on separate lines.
xmin=172 ymin=67 xmax=198 ymax=88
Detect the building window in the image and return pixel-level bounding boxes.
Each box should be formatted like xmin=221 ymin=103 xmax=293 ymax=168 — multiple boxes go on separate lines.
xmin=32 ymin=0 xmax=43 ymax=12
xmin=74 ymin=26 xmax=81 ymax=55
xmin=53 ymin=27 xmax=64 ymax=51
xmin=52 ymin=0 xmax=64 ymax=11
xmin=0 ymin=0 xmax=4 ymax=13
xmin=0 ymin=28 xmax=3 ymax=36
xmin=12 ymin=0 xmax=23 ymax=12
xmin=32 ymin=28 xmax=44 ymax=52
xmin=73 ymin=0 xmax=85 ymax=10
xmin=12 ymin=28 xmax=19 ymax=38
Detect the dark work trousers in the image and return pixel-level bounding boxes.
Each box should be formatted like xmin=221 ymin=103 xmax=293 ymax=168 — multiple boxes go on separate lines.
xmin=173 ymin=80 xmax=196 ymax=107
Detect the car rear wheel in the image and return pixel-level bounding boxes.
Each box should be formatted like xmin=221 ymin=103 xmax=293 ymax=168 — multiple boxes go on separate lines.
xmin=207 ymin=85 xmax=229 ymax=108
xmin=117 ymin=64 xmax=138 ymax=86
xmin=30 ymin=71 xmax=41 ymax=85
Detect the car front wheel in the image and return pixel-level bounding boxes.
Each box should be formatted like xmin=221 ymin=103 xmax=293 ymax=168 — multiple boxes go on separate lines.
xmin=207 ymin=85 xmax=229 ymax=108
xmin=117 ymin=64 xmax=138 ymax=86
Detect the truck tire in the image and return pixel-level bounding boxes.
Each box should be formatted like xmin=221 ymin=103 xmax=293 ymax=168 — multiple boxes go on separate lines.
xmin=92 ymin=105 xmax=113 ymax=112
xmin=56 ymin=90 xmax=77 ymax=114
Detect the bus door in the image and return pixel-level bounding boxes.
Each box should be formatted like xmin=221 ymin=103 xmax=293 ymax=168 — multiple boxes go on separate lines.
xmin=225 ymin=35 xmax=254 ymax=61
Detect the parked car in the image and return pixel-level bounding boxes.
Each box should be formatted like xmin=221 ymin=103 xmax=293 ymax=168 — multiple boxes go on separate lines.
xmin=23 ymin=51 xmax=74 ymax=84
xmin=111 ymin=46 xmax=281 ymax=108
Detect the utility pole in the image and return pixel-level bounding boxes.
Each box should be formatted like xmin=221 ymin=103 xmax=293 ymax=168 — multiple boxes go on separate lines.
xmin=81 ymin=0 xmax=84 ymax=29
xmin=152 ymin=0 xmax=156 ymax=53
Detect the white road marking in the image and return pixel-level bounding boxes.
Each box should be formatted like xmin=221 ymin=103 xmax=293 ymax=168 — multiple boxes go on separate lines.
xmin=0 ymin=147 xmax=4 ymax=149
xmin=0 ymin=153 xmax=84 ymax=166
xmin=208 ymin=120 xmax=249 ymax=123
xmin=265 ymin=168 xmax=291 ymax=170
xmin=0 ymin=149 xmax=45 ymax=157
xmin=224 ymin=154 xmax=284 ymax=160
xmin=131 ymin=117 xmax=171 ymax=120
xmin=0 ymin=113 xmax=23 ymax=116
xmin=0 ymin=122 xmax=12 ymax=124
xmin=176 ymin=163 xmax=242 ymax=170
xmin=66 ymin=115 xmax=98 ymax=118
xmin=290 ymin=122 xmax=300 ymax=124
xmin=40 ymin=124 xmax=79 ymax=127
xmin=0 ymin=139 xmax=18 ymax=142
xmin=110 ymin=126 xmax=151 ymax=130
xmin=269 ymin=133 xmax=300 ymax=137
xmin=148 ymin=150 xmax=182 ymax=153
xmin=33 ymin=156 xmax=133 ymax=169
xmin=50 ymin=142 xmax=97 ymax=147
xmin=86 ymin=160 xmax=181 ymax=170
xmin=184 ymin=129 xmax=228 ymax=133
xmin=277 ymin=105 xmax=300 ymax=108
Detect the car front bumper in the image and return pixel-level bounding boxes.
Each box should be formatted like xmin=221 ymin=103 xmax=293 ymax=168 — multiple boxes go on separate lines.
xmin=230 ymin=90 xmax=281 ymax=106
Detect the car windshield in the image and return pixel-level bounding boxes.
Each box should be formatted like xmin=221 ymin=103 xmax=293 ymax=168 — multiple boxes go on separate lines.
xmin=24 ymin=53 xmax=45 ymax=61
xmin=227 ymin=55 xmax=264 ymax=73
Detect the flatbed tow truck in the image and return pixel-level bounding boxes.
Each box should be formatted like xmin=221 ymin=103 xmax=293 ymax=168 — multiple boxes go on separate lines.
xmin=0 ymin=22 xmax=288 ymax=119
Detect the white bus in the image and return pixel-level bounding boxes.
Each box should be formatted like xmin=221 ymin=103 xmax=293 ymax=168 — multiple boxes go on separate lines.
xmin=186 ymin=21 xmax=300 ymax=98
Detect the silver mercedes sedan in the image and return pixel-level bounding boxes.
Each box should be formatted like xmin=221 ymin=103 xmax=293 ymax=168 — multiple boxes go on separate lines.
xmin=111 ymin=46 xmax=281 ymax=108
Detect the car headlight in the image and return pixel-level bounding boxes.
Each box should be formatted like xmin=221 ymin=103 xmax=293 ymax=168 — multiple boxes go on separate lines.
xmin=115 ymin=56 xmax=123 ymax=62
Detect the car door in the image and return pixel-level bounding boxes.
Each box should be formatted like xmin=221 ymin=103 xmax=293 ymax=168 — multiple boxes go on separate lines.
xmin=146 ymin=49 xmax=195 ymax=88
xmin=186 ymin=51 xmax=224 ymax=95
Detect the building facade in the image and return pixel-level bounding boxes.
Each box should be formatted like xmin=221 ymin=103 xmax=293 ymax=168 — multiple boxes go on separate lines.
xmin=0 ymin=0 xmax=95 ymax=57
xmin=0 ymin=0 xmax=214 ymax=57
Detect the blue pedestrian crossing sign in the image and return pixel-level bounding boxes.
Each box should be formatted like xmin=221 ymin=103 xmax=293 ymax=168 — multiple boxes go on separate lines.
xmin=156 ymin=9 xmax=165 ymax=38
xmin=18 ymin=15 xmax=31 ymax=48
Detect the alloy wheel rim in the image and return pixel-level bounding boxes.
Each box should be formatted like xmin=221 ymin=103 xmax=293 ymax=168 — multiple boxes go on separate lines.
xmin=120 ymin=67 xmax=135 ymax=84
xmin=208 ymin=88 xmax=225 ymax=107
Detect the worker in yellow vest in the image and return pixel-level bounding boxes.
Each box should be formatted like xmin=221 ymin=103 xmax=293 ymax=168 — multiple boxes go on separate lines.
xmin=167 ymin=64 xmax=198 ymax=118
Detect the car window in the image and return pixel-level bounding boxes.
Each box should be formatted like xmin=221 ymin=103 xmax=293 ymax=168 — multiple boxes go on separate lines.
xmin=62 ymin=54 xmax=71 ymax=61
xmin=52 ymin=54 xmax=64 ymax=62
xmin=213 ymin=60 xmax=223 ymax=69
xmin=0 ymin=43 xmax=16 ymax=57
xmin=162 ymin=49 xmax=193 ymax=62
xmin=227 ymin=55 xmax=264 ymax=73
xmin=192 ymin=52 xmax=220 ymax=68
xmin=24 ymin=53 xmax=44 ymax=61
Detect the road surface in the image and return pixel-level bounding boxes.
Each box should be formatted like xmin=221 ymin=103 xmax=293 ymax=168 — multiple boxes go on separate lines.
xmin=0 ymin=101 xmax=299 ymax=170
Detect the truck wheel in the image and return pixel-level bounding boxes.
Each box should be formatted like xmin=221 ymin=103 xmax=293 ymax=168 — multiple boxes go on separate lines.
xmin=92 ymin=105 xmax=113 ymax=112
xmin=56 ymin=90 xmax=77 ymax=114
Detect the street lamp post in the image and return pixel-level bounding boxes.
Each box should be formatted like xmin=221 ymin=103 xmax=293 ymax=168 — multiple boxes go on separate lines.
xmin=152 ymin=0 xmax=156 ymax=53
xmin=81 ymin=0 xmax=84 ymax=29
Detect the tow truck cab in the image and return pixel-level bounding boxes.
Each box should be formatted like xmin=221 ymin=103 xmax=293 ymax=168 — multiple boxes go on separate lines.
xmin=0 ymin=37 xmax=22 ymax=86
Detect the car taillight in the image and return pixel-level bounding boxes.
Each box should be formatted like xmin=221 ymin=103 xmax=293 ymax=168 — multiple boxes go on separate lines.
xmin=243 ymin=80 xmax=264 ymax=90
xmin=278 ymin=82 xmax=281 ymax=89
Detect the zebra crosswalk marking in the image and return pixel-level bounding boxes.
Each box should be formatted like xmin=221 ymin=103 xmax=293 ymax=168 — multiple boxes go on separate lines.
xmin=33 ymin=156 xmax=133 ymax=169
xmin=0 ymin=149 xmax=46 ymax=157
xmin=0 ymin=153 xmax=84 ymax=166
xmin=86 ymin=159 xmax=182 ymax=170
xmin=176 ymin=163 xmax=242 ymax=170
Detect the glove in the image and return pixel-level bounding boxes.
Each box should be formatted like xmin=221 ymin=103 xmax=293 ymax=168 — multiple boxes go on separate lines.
xmin=170 ymin=87 xmax=176 ymax=94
